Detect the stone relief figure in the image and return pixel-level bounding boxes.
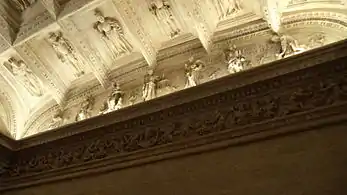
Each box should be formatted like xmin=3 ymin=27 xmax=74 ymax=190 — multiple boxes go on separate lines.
xmin=224 ymin=45 xmax=251 ymax=74
xmin=3 ymin=57 xmax=44 ymax=97
xmin=93 ymin=9 xmax=133 ymax=60
xmin=184 ymin=57 xmax=205 ymax=88
xmin=308 ymin=33 xmax=326 ymax=48
xmin=75 ymin=97 xmax=94 ymax=122
xmin=142 ymin=69 xmax=164 ymax=101
xmin=48 ymin=32 xmax=85 ymax=77
xmin=270 ymin=33 xmax=306 ymax=59
xmin=10 ymin=0 xmax=36 ymax=12
xmin=47 ymin=113 xmax=64 ymax=130
xmin=214 ymin=0 xmax=242 ymax=19
xmin=149 ymin=0 xmax=181 ymax=38
xmin=100 ymin=82 xmax=124 ymax=114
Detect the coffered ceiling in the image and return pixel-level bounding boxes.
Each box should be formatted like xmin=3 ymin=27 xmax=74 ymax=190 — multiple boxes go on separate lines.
xmin=0 ymin=0 xmax=346 ymax=140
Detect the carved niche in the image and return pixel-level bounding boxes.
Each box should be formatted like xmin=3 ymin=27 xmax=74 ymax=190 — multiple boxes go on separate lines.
xmin=148 ymin=0 xmax=181 ymax=38
xmin=3 ymin=57 xmax=44 ymax=97
xmin=93 ymin=9 xmax=133 ymax=60
xmin=48 ymin=31 xmax=85 ymax=77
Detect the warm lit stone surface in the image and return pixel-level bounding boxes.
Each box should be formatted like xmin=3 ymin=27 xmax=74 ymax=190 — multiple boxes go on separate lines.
xmin=0 ymin=0 xmax=347 ymax=139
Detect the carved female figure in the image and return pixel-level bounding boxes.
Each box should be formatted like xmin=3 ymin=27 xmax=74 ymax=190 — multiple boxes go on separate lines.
xmin=214 ymin=0 xmax=242 ymax=19
xmin=184 ymin=57 xmax=205 ymax=88
xmin=75 ymin=97 xmax=94 ymax=121
xmin=93 ymin=9 xmax=133 ymax=59
xmin=149 ymin=0 xmax=181 ymax=38
xmin=224 ymin=45 xmax=250 ymax=74
xmin=142 ymin=69 xmax=162 ymax=101
xmin=48 ymin=32 xmax=84 ymax=77
xmin=100 ymin=83 xmax=124 ymax=114
xmin=3 ymin=57 xmax=44 ymax=97
xmin=271 ymin=33 xmax=306 ymax=59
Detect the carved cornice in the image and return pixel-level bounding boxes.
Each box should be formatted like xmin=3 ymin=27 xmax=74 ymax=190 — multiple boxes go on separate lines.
xmin=0 ymin=38 xmax=346 ymax=191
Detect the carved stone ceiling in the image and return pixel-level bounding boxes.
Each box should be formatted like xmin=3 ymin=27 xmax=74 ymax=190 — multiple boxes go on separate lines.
xmin=0 ymin=0 xmax=346 ymax=140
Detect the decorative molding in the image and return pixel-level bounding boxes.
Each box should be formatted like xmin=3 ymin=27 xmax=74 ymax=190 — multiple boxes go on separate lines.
xmin=0 ymin=39 xmax=346 ymax=191
xmin=0 ymin=90 xmax=17 ymax=138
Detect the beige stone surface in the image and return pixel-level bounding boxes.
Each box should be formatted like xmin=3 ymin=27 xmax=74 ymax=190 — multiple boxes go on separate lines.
xmin=0 ymin=0 xmax=347 ymax=139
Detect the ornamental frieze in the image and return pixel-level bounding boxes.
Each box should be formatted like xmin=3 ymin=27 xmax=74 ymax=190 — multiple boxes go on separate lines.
xmin=3 ymin=53 xmax=347 ymax=179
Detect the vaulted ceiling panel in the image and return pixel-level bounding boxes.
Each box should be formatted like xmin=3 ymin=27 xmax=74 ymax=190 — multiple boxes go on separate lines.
xmin=0 ymin=0 xmax=346 ymax=139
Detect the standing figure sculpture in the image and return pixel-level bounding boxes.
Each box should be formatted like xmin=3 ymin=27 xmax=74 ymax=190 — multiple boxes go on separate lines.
xmin=75 ymin=97 xmax=94 ymax=122
xmin=214 ymin=0 xmax=242 ymax=19
xmin=149 ymin=0 xmax=181 ymax=38
xmin=11 ymin=0 xmax=36 ymax=12
xmin=100 ymin=82 xmax=124 ymax=114
xmin=3 ymin=57 xmax=43 ymax=97
xmin=184 ymin=57 xmax=205 ymax=88
xmin=142 ymin=69 xmax=162 ymax=101
xmin=93 ymin=9 xmax=133 ymax=60
xmin=224 ymin=45 xmax=250 ymax=74
xmin=48 ymin=32 xmax=84 ymax=77
xmin=271 ymin=33 xmax=306 ymax=59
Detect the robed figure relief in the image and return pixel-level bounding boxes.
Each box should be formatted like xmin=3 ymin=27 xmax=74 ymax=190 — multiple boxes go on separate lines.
xmin=3 ymin=57 xmax=44 ymax=97
xmin=184 ymin=57 xmax=205 ymax=88
xmin=48 ymin=32 xmax=85 ymax=77
xmin=142 ymin=69 xmax=164 ymax=101
xmin=11 ymin=0 xmax=36 ymax=12
xmin=93 ymin=9 xmax=133 ymax=60
xmin=100 ymin=82 xmax=124 ymax=114
xmin=214 ymin=0 xmax=242 ymax=19
xmin=149 ymin=0 xmax=181 ymax=38
xmin=271 ymin=33 xmax=306 ymax=59
xmin=224 ymin=45 xmax=251 ymax=74
xmin=75 ymin=97 xmax=94 ymax=122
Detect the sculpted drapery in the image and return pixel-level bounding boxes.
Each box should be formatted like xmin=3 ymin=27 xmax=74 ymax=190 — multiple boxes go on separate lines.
xmin=48 ymin=32 xmax=85 ymax=77
xmin=100 ymin=83 xmax=124 ymax=114
xmin=149 ymin=0 xmax=181 ymax=38
xmin=93 ymin=9 xmax=133 ymax=60
xmin=184 ymin=57 xmax=205 ymax=88
xmin=3 ymin=57 xmax=44 ymax=97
